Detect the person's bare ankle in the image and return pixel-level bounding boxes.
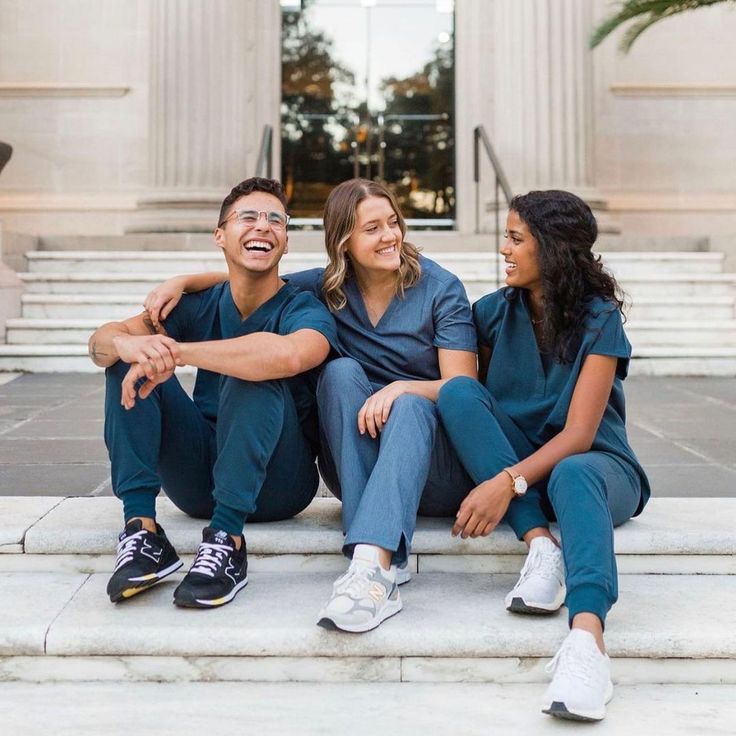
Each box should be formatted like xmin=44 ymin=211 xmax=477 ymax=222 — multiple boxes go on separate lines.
xmin=128 ymin=516 xmax=157 ymax=534
xmin=572 ymin=613 xmax=606 ymax=654
xmin=522 ymin=527 xmax=559 ymax=548
xmin=377 ymin=547 xmax=392 ymax=571
xmin=230 ymin=534 xmax=242 ymax=551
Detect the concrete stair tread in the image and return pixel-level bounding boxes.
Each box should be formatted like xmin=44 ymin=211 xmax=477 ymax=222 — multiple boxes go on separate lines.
xmin=0 ymin=345 xmax=89 ymax=355
xmin=2 ymin=682 xmax=735 ymax=735
xmin=4 ymin=344 xmax=736 ymax=359
xmin=5 ymin=496 xmax=734 ymax=557
xmin=3 ymin=569 xmax=735 ymax=660
xmin=26 ymin=249 xmax=726 ymax=261
xmin=19 ymin=271 xmax=736 ymax=283
xmin=21 ymin=293 xmax=150 ymax=303
xmin=8 ymin=317 xmax=736 ymax=330
xmin=20 ymin=293 xmax=735 ymax=306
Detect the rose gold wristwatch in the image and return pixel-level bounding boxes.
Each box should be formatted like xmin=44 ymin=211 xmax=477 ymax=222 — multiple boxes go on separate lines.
xmin=503 ymin=468 xmax=528 ymax=497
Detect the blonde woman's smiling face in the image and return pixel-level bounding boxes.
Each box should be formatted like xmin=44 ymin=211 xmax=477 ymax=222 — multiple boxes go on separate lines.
xmin=344 ymin=196 xmax=403 ymax=277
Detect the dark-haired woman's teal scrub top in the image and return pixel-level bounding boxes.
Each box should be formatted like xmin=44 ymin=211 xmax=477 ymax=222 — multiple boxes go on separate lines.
xmin=473 ymin=288 xmax=650 ymax=515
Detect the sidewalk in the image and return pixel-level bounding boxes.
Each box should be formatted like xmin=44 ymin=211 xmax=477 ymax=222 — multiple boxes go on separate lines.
xmin=0 ymin=372 xmax=734 ymax=498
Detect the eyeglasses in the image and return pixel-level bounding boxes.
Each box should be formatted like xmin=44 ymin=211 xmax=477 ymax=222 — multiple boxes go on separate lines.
xmin=219 ymin=209 xmax=290 ymax=230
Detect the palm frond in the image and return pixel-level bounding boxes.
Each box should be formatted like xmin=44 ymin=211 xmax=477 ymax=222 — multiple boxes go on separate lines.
xmin=590 ymin=0 xmax=734 ymax=52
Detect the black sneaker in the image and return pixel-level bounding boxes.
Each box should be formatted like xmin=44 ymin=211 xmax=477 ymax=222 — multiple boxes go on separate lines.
xmin=106 ymin=519 xmax=183 ymax=603
xmin=173 ymin=527 xmax=248 ymax=608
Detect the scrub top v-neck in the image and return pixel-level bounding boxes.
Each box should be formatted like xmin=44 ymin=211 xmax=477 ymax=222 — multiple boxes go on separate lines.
xmin=473 ymin=287 xmax=650 ymax=514
xmin=286 ymin=255 xmax=477 ymax=388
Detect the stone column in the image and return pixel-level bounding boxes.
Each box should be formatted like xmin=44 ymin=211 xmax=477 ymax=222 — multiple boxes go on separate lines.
xmin=492 ymin=0 xmax=605 ymax=208
xmin=130 ymin=0 xmax=281 ymax=232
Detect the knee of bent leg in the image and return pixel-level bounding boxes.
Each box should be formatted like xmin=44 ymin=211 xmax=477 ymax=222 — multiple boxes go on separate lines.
xmin=219 ymin=375 xmax=284 ymax=409
xmin=548 ymin=454 xmax=601 ymax=503
xmin=105 ymin=359 xmax=130 ymax=385
xmin=437 ymin=375 xmax=482 ymax=421
xmin=317 ymin=357 xmax=365 ymax=397
xmin=390 ymin=392 xmax=436 ymax=423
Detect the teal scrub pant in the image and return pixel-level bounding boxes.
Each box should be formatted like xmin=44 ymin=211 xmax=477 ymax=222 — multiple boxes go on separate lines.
xmin=104 ymin=361 xmax=319 ymax=532
xmin=437 ymin=376 xmax=642 ymax=626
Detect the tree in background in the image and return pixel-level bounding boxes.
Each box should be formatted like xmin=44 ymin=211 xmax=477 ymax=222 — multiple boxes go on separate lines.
xmin=591 ymin=0 xmax=735 ymax=52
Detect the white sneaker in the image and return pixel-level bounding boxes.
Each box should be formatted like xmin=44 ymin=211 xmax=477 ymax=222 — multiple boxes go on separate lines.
xmin=542 ymin=629 xmax=614 ymax=721
xmin=393 ymin=561 xmax=411 ymax=585
xmin=317 ymin=545 xmax=402 ymax=633
xmin=331 ymin=558 xmax=411 ymax=591
xmin=505 ymin=536 xmax=565 ymax=614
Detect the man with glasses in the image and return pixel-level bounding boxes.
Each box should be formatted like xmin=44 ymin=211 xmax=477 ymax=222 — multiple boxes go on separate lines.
xmin=88 ymin=177 xmax=339 ymax=609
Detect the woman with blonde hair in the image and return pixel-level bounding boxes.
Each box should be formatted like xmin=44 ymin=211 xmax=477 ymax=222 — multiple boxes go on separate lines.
xmin=144 ymin=178 xmax=478 ymax=632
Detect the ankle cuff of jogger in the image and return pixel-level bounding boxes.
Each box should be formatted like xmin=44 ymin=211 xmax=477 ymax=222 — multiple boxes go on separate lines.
xmin=565 ymin=582 xmax=612 ymax=630
xmin=120 ymin=487 xmax=159 ymax=523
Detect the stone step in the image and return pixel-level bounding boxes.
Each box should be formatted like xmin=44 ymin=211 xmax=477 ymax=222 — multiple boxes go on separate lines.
xmin=35 ymin=231 xmax=713 ymax=253
xmin=463 ymin=275 xmax=736 ymax=301
xmin=2 ymin=569 xmax=735 ymax=684
xmin=2 ymin=344 xmax=736 ymax=374
xmin=25 ymin=249 xmax=726 ymax=276
xmin=7 ymin=317 xmax=736 ymax=347
xmin=2 ymin=497 xmax=733 ymax=576
xmin=19 ymin=271 xmax=736 ymax=298
xmin=18 ymin=292 xmax=736 ymax=322
xmin=2 ymin=682 xmax=734 ymax=734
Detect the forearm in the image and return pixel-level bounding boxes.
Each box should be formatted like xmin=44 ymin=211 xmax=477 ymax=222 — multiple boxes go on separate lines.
xmin=510 ymin=426 xmax=595 ymax=486
xmin=179 ymin=271 xmax=228 ymax=293
xmin=400 ymin=378 xmax=456 ymax=403
xmin=88 ymin=322 xmax=129 ymax=367
xmin=177 ymin=333 xmax=303 ymax=381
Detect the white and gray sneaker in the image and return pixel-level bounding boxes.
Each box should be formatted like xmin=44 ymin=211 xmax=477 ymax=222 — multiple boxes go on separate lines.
xmin=542 ymin=628 xmax=614 ymax=721
xmin=505 ymin=536 xmax=566 ymax=614
xmin=317 ymin=545 xmax=402 ymax=633
xmin=394 ymin=561 xmax=412 ymax=585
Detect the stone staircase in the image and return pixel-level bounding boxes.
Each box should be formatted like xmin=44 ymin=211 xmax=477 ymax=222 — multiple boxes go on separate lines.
xmin=1 ymin=494 xmax=735 ymax=730
xmin=1 ymin=247 xmax=736 ymax=374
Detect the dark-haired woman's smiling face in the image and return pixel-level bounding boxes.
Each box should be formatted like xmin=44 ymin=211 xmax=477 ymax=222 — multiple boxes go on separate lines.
xmin=501 ymin=210 xmax=542 ymax=295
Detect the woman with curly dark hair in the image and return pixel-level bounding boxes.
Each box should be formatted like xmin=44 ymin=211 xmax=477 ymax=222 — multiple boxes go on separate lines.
xmin=437 ymin=189 xmax=650 ymax=723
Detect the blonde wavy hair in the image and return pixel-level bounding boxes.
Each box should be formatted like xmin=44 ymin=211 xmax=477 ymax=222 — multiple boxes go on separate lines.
xmin=322 ymin=178 xmax=422 ymax=312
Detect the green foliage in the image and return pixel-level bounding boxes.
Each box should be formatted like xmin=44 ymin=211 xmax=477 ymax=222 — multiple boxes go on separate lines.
xmin=590 ymin=0 xmax=735 ymax=52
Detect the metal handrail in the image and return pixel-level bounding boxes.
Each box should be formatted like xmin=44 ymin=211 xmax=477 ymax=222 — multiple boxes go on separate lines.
xmin=255 ymin=124 xmax=273 ymax=178
xmin=473 ymin=125 xmax=513 ymax=287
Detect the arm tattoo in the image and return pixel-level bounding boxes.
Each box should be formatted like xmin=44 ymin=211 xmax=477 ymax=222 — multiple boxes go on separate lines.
xmin=89 ymin=341 xmax=108 ymax=362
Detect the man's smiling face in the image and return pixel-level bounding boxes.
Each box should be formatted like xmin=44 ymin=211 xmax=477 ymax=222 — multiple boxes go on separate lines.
xmin=214 ymin=191 xmax=289 ymax=275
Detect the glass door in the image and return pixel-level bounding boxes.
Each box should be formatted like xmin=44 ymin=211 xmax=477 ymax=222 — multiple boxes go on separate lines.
xmin=281 ymin=0 xmax=455 ymax=226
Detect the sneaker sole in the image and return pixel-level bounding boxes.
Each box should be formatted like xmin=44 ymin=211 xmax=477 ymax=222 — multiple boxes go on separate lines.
xmin=542 ymin=701 xmax=605 ymax=722
xmin=506 ymin=595 xmax=563 ymax=615
xmin=109 ymin=559 xmax=184 ymax=603
xmin=395 ymin=568 xmax=411 ymax=586
xmin=173 ymin=577 xmax=249 ymax=609
xmin=316 ymin=596 xmax=403 ymax=633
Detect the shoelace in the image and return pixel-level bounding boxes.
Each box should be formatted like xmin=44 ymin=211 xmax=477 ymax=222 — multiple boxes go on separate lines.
xmin=545 ymin=637 xmax=600 ymax=682
xmin=113 ymin=529 xmax=146 ymax=572
xmin=342 ymin=562 xmax=379 ymax=598
xmin=190 ymin=542 xmax=232 ymax=578
xmin=514 ymin=546 xmax=561 ymax=587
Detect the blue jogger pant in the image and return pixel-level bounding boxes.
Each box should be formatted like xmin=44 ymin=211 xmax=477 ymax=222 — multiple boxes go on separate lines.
xmin=437 ymin=376 xmax=641 ymax=625
xmin=104 ymin=361 xmax=319 ymax=530
xmin=316 ymin=358 xmax=473 ymax=565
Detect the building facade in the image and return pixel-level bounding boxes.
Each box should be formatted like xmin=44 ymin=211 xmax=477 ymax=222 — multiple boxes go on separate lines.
xmin=0 ymin=0 xmax=734 ymax=243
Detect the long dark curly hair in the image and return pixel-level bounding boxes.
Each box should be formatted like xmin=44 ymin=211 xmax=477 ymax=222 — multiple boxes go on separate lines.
xmin=507 ymin=190 xmax=625 ymax=363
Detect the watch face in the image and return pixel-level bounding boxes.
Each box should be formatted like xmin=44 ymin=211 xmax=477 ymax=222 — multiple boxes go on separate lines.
xmin=514 ymin=477 xmax=528 ymax=495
